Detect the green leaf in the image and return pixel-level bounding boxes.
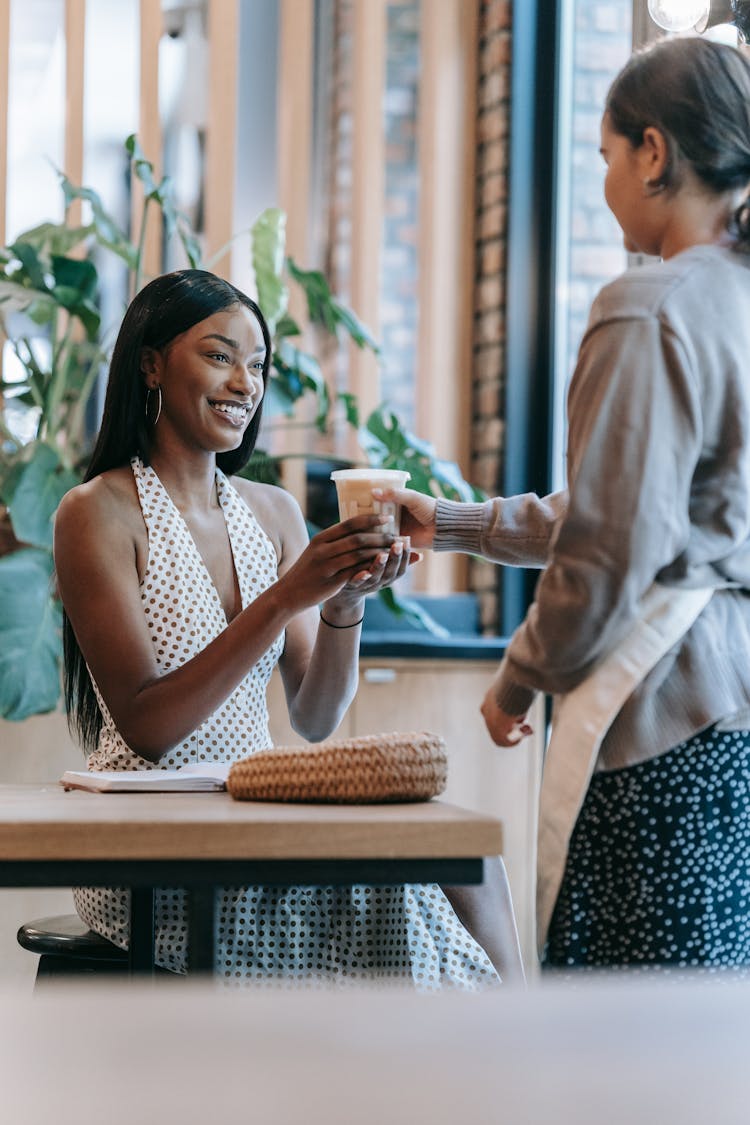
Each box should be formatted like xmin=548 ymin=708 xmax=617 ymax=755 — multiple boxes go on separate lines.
xmin=359 ymin=408 xmax=408 ymax=460
xmin=0 ymin=460 xmax=24 ymax=506
xmin=126 ymin=134 xmax=159 ymax=197
xmin=359 ymin=407 xmax=486 ymax=503
xmin=286 ymin=257 xmax=380 ymax=352
xmin=176 ymin=218 xmax=203 ymax=269
xmin=5 ymin=443 xmax=79 ymax=549
xmin=48 ymin=292 xmax=100 ymax=339
xmin=275 ymin=313 xmax=301 ymax=339
xmin=58 ymin=170 xmax=138 ymax=270
xmin=13 ymin=221 xmax=93 ymax=259
xmin=429 ymin=457 xmax=485 ymax=502
xmin=333 ymin=302 xmax=380 ymax=352
xmin=237 ymin=448 xmax=282 ymax=487
xmin=8 ymin=242 xmax=49 ymax=291
xmin=0 ymin=547 xmax=62 ymax=719
xmin=377 ymin=587 xmax=449 ymax=638
xmin=47 ymin=257 xmax=101 ymax=338
xmin=270 ymin=353 xmax=303 ymax=399
xmin=0 ymin=279 xmax=57 ymax=322
xmin=251 ymin=208 xmax=288 ymax=335
xmin=275 ymin=339 xmax=330 ymax=430
xmin=263 ymin=375 xmax=298 ymax=417
xmin=123 ymin=136 xmax=202 ymax=268
xmin=339 ymin=392 xmax=359 ymax=428
xmin=51 ymin=255 xmax=98 ymax=301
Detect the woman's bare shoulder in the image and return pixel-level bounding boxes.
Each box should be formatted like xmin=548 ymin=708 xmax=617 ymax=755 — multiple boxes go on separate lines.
xmin=56 ymin=467 xmax=137 ymax=524
xmin=54 ymin=468 xmax=145 ymax=557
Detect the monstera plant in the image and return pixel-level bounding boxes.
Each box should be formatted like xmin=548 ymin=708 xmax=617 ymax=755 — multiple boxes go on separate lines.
xmin=0 ymin=138 xmax=483 ymax=722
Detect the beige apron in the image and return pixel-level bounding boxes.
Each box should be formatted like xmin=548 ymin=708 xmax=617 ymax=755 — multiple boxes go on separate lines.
xmin=531 ymin=583 xmax=714 ymax=957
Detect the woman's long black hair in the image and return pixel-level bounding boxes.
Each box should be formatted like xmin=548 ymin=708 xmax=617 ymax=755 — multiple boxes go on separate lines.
xmin=606 ymin=36 xmax=750 ymax=250
xmin=63 ymin=269 xmax=273 ymax=753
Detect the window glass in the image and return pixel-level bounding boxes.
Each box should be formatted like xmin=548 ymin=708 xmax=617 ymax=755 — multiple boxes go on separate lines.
xmin=6 ymin=0 xmax=66 ymax=240
xmin=83 ymin=0 xmax=139 ymax=377
xmin=3 ymin=0 xmax=66 ymax=438
xmin=552 ymin=0 xmax=632 ymax=489
xmin=379 ymin=0 xmax=420 ymax=432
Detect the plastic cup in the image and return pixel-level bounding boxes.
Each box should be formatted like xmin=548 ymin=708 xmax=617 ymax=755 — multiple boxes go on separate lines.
xmin=330 ymin=468 xmax=411 ymax=535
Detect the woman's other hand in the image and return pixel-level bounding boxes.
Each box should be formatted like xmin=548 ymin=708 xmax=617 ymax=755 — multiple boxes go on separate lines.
xmin=277 ymin=513 xmax=396 ymax=612
xmin=373 ymin=487 xmax=437 ymax=549
xmin=480 ymin=687 xmax=534 ymax=747
xmin=343 ymin=534 xmax=420 ymax=593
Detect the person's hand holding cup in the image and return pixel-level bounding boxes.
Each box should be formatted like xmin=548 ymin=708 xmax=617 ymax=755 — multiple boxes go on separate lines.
xmin=329 ymin=469 xmax=421 ymax=589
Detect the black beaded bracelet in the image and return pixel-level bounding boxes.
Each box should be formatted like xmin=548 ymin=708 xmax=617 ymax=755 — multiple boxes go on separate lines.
xmin=319 ymin=610 xmax=365 ymax=629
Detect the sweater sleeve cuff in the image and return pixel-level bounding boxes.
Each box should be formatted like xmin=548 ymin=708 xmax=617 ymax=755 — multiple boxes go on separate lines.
xmin=433 ymin=498 xmax=489 ymax=553
xmin=492 ymin=676 xmax=536 ymax=717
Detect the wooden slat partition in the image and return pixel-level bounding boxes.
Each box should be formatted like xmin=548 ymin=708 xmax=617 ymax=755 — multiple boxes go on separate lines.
xmin=205 ymin=0 xmax=239 ymax=279
xmin=276 ymin=0 xmax=314 ymax=502
xmin=415 ymin=0 xmax=479 ymax=593
xmin=277 ymin=0 xmax=313 ymax=268
xmin=64 ymin=0 xmax=85 ymax=227
xmin=134 ymin=0 xmax=163 ymax=286
xmin=348 ymin=0 xmax=386 ymax=435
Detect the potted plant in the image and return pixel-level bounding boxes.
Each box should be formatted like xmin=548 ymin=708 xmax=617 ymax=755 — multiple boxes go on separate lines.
xmin=0 ymin=137 xmax=483 ymax=722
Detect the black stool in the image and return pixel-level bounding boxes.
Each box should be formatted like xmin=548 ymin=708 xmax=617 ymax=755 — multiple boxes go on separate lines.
xmin=17 ymin=913 xmax=130 ymax=983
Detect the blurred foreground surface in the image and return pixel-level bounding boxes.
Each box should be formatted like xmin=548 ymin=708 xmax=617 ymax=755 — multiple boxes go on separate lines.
xmin=2 ymin=973 xmax=749 ymax=1123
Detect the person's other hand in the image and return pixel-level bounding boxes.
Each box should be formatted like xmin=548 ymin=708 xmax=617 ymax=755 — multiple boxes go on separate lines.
xmin=480 ymin=687 xmax=533 ymax=747
xmin=347 ymin=534 xmax=421 ymax=590
xmin=373 ymin=487 xmax=437 ymax=549
xmin=328 ymin=536 xmax=422 ymax=615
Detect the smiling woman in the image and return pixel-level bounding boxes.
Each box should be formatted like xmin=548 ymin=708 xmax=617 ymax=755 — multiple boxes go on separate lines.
xmin=51 ymin=267 xmax=522 ymax=988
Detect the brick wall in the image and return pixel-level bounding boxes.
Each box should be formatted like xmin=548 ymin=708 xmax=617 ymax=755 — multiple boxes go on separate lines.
xmin=470 ymin=0 xmax=512 ymax=632
xmin=322 ymin=0 xmax=353 ymax=416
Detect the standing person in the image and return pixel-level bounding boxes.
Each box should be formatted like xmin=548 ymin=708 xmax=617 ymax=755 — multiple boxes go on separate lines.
xmin=381 ymin=36 xmax=750 ymax=971
xmin=55 ymin=268 xmax=521 ymax=986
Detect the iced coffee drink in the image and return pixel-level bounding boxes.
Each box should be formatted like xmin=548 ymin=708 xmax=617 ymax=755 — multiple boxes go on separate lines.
xmin=330 ymin=469 xmax=411 ymax=535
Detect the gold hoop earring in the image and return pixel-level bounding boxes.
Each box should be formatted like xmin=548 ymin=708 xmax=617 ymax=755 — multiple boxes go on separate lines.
xmin=145 ymin=386 xmax=162 ymax=426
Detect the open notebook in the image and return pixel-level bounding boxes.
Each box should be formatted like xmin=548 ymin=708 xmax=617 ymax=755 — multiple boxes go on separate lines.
xmin=60 ymin=761 xmax=232 ymax=793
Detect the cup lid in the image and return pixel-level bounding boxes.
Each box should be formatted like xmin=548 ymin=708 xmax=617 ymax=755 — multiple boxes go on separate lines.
xmin=330 ymin=469 xmax=411 ymax=482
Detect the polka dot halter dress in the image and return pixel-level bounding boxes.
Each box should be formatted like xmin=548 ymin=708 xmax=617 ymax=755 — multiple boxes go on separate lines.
xmin=74 ymin=458 xmax=499 ymax=989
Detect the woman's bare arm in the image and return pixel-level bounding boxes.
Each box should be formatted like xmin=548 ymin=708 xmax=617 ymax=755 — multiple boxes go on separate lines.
xmin=238 ymin=479 xmax=411 ymax=742
xmin=54 ymin=476 xmax=393 ymax=761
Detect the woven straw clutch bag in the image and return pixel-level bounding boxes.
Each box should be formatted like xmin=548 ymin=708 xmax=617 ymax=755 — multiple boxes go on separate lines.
xmin=227 ymin=730 xmax=447 ymax=804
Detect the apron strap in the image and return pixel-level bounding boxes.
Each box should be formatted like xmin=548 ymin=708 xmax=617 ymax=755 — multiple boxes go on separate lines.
xmin=535 ymin=583 xmax=714 ymax=957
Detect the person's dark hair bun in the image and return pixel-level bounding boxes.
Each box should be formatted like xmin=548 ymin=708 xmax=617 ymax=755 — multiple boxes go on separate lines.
xmin=606 ymin=37 xmax=750 ymax=250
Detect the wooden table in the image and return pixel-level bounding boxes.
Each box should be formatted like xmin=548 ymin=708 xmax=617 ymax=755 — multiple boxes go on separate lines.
xmin=0 ymin=783 xmax=503 ymax=974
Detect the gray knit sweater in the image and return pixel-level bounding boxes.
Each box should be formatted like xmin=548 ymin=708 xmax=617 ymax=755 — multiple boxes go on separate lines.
xmin=435 ymin=244 xmax=750 ymax=769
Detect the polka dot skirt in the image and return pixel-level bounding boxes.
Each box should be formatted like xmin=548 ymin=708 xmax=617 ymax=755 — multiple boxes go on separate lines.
xmin=74 ymin=459 xmax=498 ymax=990
xmin=544 ymin=725 xmax=750 ymax=973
